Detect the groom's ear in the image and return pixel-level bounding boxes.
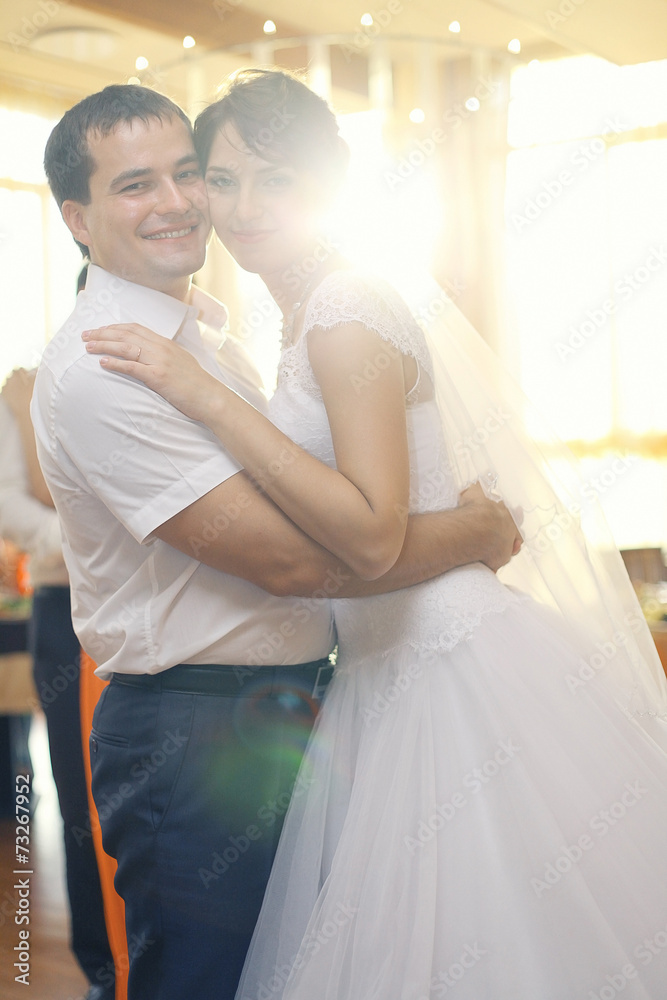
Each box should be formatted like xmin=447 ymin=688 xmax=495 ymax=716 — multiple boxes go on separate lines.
xmin=61 ymin=200 xmax=93 ymax=252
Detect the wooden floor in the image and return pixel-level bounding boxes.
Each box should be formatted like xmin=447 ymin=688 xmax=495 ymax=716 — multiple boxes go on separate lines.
xmin=0 ymin=713 xmax=89 ymax=999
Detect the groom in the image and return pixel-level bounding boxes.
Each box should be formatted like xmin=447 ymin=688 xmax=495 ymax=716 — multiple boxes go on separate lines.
xmin=33 ymin=84 xmax=520 ymax=1000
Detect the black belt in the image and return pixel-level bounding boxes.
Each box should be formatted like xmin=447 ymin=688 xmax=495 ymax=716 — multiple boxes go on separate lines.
xmin=111 ymin=657 xmax=334 ymax=700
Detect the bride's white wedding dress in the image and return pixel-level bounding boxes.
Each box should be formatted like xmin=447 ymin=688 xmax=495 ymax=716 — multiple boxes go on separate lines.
xmin=235 ymin=270 xmax=667 ymax=1000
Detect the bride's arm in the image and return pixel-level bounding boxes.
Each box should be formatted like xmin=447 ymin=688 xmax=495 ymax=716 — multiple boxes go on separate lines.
xmin=84 ymin=321 xmax=410 ymax=581
xmin=83 ymin=325 xmax=521 ymax=592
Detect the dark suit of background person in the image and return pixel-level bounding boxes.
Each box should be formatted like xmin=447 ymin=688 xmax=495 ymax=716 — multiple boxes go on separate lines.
xmin=0 ymin=373 xmax=115 ymax=1000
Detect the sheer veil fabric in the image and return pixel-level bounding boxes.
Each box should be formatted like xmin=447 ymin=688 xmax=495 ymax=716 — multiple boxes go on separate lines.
xmin=411 ymin=276 xmax=667 ymax=739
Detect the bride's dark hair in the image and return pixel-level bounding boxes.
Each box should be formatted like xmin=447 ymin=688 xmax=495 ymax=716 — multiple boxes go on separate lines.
xmin=194 ymin=68 xmax=349 ymax=190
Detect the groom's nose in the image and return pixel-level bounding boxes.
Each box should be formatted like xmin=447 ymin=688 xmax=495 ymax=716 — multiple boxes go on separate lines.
xmin=156 ymin=177 xmax=195 ymax=215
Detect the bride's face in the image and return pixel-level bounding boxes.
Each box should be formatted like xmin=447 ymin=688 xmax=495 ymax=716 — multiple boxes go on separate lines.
xmin=205 ymin=123 xmax=325 ymax=278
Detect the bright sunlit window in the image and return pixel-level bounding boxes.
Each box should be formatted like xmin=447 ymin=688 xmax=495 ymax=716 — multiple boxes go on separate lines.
xmin=505 ymin=56 xmax=667 ymax=548
xmin=0 ymin=108 xmax=82 ymax=380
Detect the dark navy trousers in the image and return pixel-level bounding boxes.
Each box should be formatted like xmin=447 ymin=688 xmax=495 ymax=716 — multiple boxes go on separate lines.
xmin=90 ymin=665 xmax=328 ymax=1000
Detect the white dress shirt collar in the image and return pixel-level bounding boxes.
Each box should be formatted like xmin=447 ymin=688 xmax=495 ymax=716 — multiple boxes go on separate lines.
xmin=84 ymin=264 xmax=228 ymax=343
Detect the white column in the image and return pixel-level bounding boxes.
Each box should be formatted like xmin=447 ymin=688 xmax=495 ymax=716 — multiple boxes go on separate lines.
xmin=251 ymin=41 xmax=274 ymax=66
xmin=417 ymin=41 xmax=438 ymax=121
xmin=307 ymin=40 xmax=332 ymax=99
xmin=368 ymin=40 xmax=393 ymax=115
xmin=184 ymin=52 xmax=208 ymax=120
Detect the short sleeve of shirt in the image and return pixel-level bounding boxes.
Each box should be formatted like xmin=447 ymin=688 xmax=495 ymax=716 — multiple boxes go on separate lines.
xmin=55 ymin=357 xmax=242 ymax=543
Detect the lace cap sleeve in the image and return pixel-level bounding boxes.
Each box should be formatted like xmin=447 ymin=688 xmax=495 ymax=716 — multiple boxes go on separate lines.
xmin=302 ymin=270 xmax=434 ymax=382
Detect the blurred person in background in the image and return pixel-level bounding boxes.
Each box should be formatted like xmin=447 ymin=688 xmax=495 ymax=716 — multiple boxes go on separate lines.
xmin=0 ymin=265 xmax=115 ymax=1000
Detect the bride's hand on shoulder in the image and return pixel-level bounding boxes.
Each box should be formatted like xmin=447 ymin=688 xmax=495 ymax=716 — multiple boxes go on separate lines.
xmin=82 ymin=323 xmax=224 ymax=423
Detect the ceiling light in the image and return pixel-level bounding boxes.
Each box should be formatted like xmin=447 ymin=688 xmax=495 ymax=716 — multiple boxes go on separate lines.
xmin=409 ymin=108 xmax=425 ymax=124
xmin=448 ymin=21 xmax=461 ymax=33
xmin=263 ymin=20 xmax=277 ymax=34
xmin=28 ymin=25 xmax=118 ymax=60
xmin=183 ymin=35 xmax=196 ymax=49
xmin=135 ymin=56 xmax=149 ymax=71
xmin=465 ymin=97 xmax=480 ymax=112
xmin=128 ymin=76 xmax=141 ymax=85
xmin=508 ymin=38 xmax=521 ymax=54
xmin=361 ymin=13 xmax=373 ymax=26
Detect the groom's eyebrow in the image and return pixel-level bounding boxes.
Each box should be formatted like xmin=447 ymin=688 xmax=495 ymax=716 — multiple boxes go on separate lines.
xmin=109 ymin=155 xmax=201 ymax=190
xmin=175 ymin=154 xmax=201 ymax=170
xmin=109 ymin=167 xmax=152 ymax=189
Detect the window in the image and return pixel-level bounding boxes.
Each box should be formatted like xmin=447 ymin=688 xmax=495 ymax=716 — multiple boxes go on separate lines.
xmin=0 ymin=108 xmax=82 ymax=380
xmin=505 ymin=56 xmax=667 ymax=548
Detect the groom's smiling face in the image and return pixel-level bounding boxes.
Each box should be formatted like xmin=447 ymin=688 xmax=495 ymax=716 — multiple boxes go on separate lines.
xmin=62 ymin=115 xmax=211 ymax=298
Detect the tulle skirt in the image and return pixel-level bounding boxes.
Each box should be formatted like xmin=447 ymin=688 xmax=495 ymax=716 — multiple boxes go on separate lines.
xmin=235 ymin=598 xmax=667 ymax=1000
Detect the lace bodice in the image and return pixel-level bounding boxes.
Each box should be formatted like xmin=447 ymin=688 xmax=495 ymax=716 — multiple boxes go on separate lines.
xmin=268 ymin=270 xmax=520 ymax=660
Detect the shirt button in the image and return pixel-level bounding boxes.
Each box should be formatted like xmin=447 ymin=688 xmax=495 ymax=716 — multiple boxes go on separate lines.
xmin=91 ymin=738 xmax=98 ymax=753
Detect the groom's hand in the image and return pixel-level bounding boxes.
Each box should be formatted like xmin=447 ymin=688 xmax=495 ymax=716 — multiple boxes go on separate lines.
xmin=458 ymin=483 xmax=522 ymax=572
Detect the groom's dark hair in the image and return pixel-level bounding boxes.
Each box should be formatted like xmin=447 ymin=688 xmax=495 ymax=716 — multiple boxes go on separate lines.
xmin=44 ymin=84 xmax=193 ymax=256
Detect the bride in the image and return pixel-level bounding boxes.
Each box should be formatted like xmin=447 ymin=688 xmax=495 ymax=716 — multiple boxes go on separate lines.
xmin=83 ymin=69 xmax=667 ymax=999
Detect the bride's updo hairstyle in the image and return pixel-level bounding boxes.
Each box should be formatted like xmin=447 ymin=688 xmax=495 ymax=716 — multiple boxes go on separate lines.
xmin=194 ymin=68 xmax=349 ymax=195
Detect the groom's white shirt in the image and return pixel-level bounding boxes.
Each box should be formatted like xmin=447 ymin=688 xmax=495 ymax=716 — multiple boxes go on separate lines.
xmin=31 ymin=264 xmax=334 ymax=677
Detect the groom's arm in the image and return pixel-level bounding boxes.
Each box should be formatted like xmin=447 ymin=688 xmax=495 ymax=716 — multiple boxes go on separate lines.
xmin=338 ymin=484 xmax=521 ymax=598
xmin=155 ymin=472 xmax=520 ymax=598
